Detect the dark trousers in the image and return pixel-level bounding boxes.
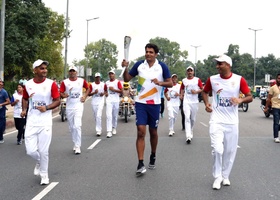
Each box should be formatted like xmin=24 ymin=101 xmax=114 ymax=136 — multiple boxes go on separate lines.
xmin=272 ymin=108 xmax=280 ymax=138
xmin=180 ymin=100 xmax=185 ymax=130
xmin=14 ymin=118 xmax=26 ymax=141
xmin=160 ymin=98 xmax=165 ymax=115
xmin=0 ymin=118 xmax=6 ymax=140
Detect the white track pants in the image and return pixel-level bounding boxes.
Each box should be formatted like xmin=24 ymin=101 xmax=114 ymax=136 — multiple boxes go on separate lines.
xmin=106 ymin=101 xmax=119 ymax=132
xmin=209 ymin=123 xmax=239 ymax=179
xmin=91 ymin=104 xmax=104 ymax=132
xmin=25 ymin=125 xmax=52 ymax=176
xmin=167 ymin=105 xmax=179 ymax=131
xmin=183 ymin=103 xmax=198 ymax=139
xmin=67 ymin=107 xmax=84 ymax=148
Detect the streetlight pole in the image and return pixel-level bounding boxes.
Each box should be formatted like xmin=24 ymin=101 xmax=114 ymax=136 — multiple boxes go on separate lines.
xmin=64 ymin=0 xmax=69 ymax=79
xmin=86 ymin=17 xmax=99 ymax=82
xmin=248 ymin=28 xmax=262 ymax=89
xmin=0 ymin=0 xmax=6 ymax=81
xmin=191 ymin=45 xmax=201 ymax=77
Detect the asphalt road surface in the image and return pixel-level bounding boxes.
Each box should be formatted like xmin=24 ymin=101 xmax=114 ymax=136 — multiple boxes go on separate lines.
xmin=1 ymin=97 xmax=280 ymax=200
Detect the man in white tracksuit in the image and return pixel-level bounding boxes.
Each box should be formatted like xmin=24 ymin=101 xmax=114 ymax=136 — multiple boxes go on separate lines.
xmin=104 ymin=69 xmax=122 ymax=138
xmin=180 ymin=66 xmax=203 ymax=144
xmin=164 ymin=74 xmax=181 ymax=136
xmin=89 ymin=72 xmax=105 ymax=136
xmin=202 ymin=54 xmax=252 ymax=190
xmin=21 ymin=59 xmax=60 ymax=185
xmin=60 ymin=66 xmax=89 ymax=154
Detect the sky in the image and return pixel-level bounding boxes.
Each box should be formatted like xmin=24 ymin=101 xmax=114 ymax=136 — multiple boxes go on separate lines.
xmin=42 ymin=0 xmax=280 ymax=69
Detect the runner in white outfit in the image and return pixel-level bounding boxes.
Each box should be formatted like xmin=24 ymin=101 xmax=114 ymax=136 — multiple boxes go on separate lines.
xmin=60 ymin=66 xmax=89 ymax=154
xmin=164 ymin=74 xmax=181 ymax=136
xmin=104 ymin=70 xmax=122 ymax=138
xmin=88 ymin=72 xmax=105 ymax=136
xmin=202 ymin=54 xmax=252 ymax=190
xmin=180 ymin=66 xmax=203 ymax=144
xmin=21 ymin=59 xmax=60 ymax=185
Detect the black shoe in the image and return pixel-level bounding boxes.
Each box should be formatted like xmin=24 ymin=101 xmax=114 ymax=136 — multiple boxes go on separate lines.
xmin=186 ymin=138 xmax=191 ymax=144
xmin=148 ymin=155 xmax=156 ymax=169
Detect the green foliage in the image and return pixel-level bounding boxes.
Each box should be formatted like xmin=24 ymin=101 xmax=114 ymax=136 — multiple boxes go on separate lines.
xmin=81 ymin=39 xmax=118 ymax=81
xmin=4 ymin=0 xmax=51 ymax=80
xmin=36 ymin=11 xmax=65 ymax=79
xmin=3 ymin=81 xmax=18 ymax=98
xmin=3 ymin=0 xmax=65 ymax=81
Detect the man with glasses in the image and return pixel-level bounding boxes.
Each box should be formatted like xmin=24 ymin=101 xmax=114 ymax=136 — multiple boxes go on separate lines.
xmin=60 ymin=66 xmax=90 ymax=154
xmin=202 ymin=54 xmax=252 ymax=190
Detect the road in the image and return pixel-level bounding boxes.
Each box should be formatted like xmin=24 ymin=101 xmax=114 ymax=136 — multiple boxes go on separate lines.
xmin=0 ymin=97 xmax=280 ymax=200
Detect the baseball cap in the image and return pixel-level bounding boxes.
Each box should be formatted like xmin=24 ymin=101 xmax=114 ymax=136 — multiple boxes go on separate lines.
xmin=171 ymin=74 xmax=177 ymax=78
xmin=68 ymin=66 xmax=78 ymax=71
xmin=213 ymin=54 xmax=232 ymax=66
xmin=186 ymin=66 xmax=194 ymax=71
xmin=32 ymin=59 xmax=49 ymax=69
xmin=95 ymin=72 xmax=101 ymax=77
xmin=108 ymin=69 xmax=115 ymax=74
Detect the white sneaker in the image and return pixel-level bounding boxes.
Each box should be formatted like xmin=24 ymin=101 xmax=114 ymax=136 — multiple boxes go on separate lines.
xmin=222 ymin=178 xmax=231 ymax=186
xmin=112 ymin=128 xmax=117 ymax=135
xmin=75 ymin=147 xmax=81 ymax=154
xmin=107 ymin=132 xmax=112 ymax=138
xmin=212 ymin=177 xmax=223 ymax=190
xmin=168 ymin=130 xmax=174 ymax=136
xmin=34 ymin=163 xmax=40 ymax=176
xmin=96 ymin=131 xmax=101 ymax=136
xmin=274 ymin=138 xmax=280 ymax=143
xmin=40 ymin=175 xmax=49 ymax=185
xmin=73 ymin=146 xmax=76 ymax=151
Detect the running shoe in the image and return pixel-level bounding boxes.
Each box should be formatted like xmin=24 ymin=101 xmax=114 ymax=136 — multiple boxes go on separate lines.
xmin=136 ymin=166 xmax=146 ymax=177
xmin=112 ymin=128 xmax=117 ymax=135
xmin=40 ymin=175 xmax=49 ymax=185
xmin=107 ymin=132 xmax=112 ymax=138
xmin=212 ymin=177 xmax=223 ymax=190
xmin=34 ymin=163 xmax=40 ymax=176
xmin=75 ymin=147 xmax=81 ymax=154
xmin=222 ymin=178 xmax=231 ymax=186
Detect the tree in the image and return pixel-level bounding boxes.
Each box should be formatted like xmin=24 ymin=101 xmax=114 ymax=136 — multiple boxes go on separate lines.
xmin=81 ymin=38 xmax=118 ymax=81
xmin=36 ymin=11 xmax=65 ymax=79
xmin=150 ymin=37 xmax=188 ymax=68
xmin=4 ymin=0 xmax=52 ymax=80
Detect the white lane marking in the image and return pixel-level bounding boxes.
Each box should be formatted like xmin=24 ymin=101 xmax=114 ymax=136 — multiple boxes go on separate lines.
xmin=88 ymin=139 xmax=101 ymax=149
xmin=200 ymin=122 xmax=208 ymax=127
xmin=31 ymin=182 xmax=59 ymax=200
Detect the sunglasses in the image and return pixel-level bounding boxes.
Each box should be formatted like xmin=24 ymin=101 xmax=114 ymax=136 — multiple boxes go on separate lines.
xmin=69 ymin=70 xmax=76 ymax=72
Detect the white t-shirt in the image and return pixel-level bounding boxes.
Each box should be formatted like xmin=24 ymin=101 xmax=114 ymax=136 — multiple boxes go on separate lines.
xmin=61 ymin=78 xmax=87 ymax=109
xmin=12 ymin=92 xmax=23 ymax=118
xmin=90 ymin=82 xmax=105 ymax=106
xmin=129 ymin=59 xmax=171 ymax=105
xmin=24 ymin=78 xmax=59 ymax=126
xmin=105 ymin=79 xmax=122 ymax=103
xmin=182 ymin=77 xmax=201 ymax=103
xmin=209 ymin=74 xmax=241 ymax=124
xmin=165 ymin=83 xmax=181 ymax=107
